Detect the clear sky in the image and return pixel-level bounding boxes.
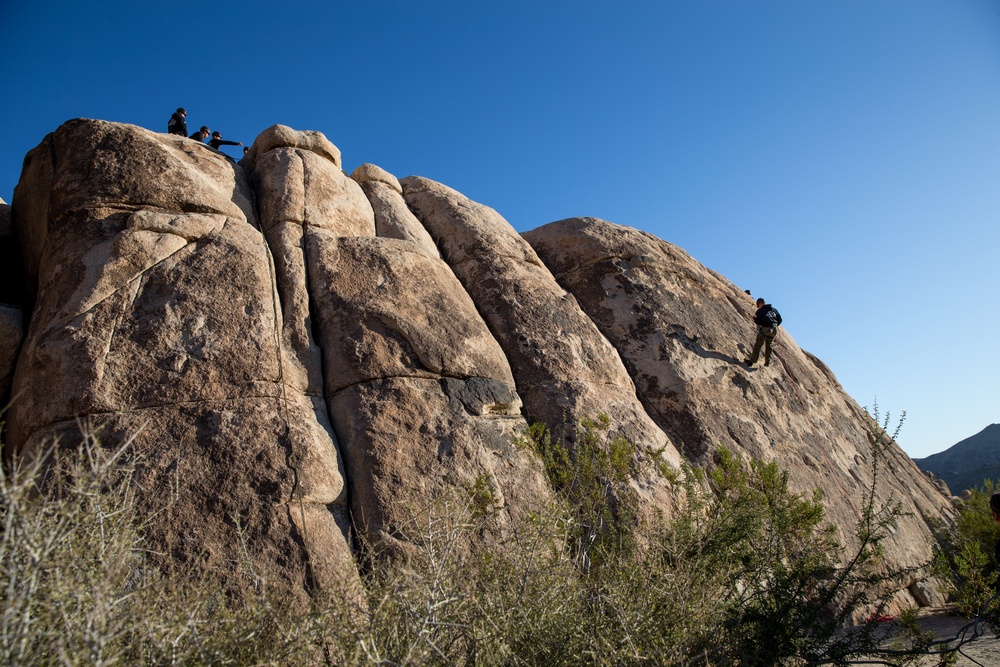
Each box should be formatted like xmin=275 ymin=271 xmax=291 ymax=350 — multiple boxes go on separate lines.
xmin=1 ymin=1 xmax=998 ymax=459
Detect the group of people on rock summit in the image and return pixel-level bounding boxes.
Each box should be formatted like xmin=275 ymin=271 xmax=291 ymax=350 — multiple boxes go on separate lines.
xmin=167 ymin=107 xmax=244 ymax=155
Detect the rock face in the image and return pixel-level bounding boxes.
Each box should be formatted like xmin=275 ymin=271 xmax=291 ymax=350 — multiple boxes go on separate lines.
xmin=522 ymin=218 xmax=955 ymax=597
xmin=4 ymin=120 xmax=956 ymax=609
xmin=916 ymin=424 xmax=1000 ymax=495
xmin=401 ymin=177 xmax=681 ymax=517
xmin=243 ymin=130 xmax=551 ymax=556
xmin=7 ymin=120 xmax=356 ymax=597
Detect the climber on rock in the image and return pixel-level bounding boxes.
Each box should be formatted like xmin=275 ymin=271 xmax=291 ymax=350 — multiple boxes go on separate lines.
xmin=744 ymin=297 xmax=781 ymax=368
xmin=167 ymin=108 xmax=187 ymax=136
xmin=189 ymin=126 xmax=210 ymax=142
xmin=208 ymin=131 xmax=243 ymax=153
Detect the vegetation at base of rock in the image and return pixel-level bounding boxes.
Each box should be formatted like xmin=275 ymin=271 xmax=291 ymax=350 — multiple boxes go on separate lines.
xmin=517 ymin=414 xmax=643 ymax=573
xmin=1 ymin=416 xmax=944 ymax=666
xmin=933 ymin=479 xmax=1000 ymax=622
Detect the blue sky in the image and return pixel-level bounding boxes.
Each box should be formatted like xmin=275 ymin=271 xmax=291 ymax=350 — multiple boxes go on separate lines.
xmin=1 ymin=1 xmax=998 ymax=458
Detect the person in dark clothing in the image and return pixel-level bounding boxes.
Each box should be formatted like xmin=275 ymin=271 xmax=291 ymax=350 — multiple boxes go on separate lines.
xmin=744 ymin=298 xmax=782 ymax=368
xmin=986 ymin=492 xmax=1000 ymax=592
xmin=991 ymin=492 xmax=1000 ymax=575
xmin=167 ymin=108 xmax=187 ymax=136
xmin=190 ymin=126 xmax=210 ymax=142
xmin=208 ymin=131 xmax=243 ymax=152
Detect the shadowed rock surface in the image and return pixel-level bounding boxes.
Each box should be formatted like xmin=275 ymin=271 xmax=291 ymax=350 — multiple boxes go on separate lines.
xmin=0 ymin=199 xmax=25 ymax=405
xmin=4 ymin=120 xmax=957 ymax=609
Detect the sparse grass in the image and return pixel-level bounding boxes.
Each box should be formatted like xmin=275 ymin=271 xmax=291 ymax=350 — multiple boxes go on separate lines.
xmin=1 ymin=412 xmax=947 ymax=666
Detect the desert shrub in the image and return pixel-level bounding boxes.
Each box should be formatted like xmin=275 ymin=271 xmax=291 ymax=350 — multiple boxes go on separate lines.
xmin=519 ymin=414 xmax=643 ymax=573
xmin=0 ymin=431 xmax=323 ymax=666
xmin=1 ymin=410 xmax=942 ymax=666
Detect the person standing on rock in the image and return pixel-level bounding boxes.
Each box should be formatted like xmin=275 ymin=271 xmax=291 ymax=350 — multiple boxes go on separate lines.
xmin=167 ymin=108 xmax=187 ymax=136
xmin=744 ymin=297 xmax=781 ymax=368
xmin=189 ymin=126 xmax=210 ymax=143
xmin=208 ymin=131 xmax=243 ymax=153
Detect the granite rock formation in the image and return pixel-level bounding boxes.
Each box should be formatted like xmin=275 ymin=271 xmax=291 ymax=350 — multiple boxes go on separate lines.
xmin=3 ymin=120 xmax=956 ymax=608
xmin=524 ymin=218 xmax=956 ymax=600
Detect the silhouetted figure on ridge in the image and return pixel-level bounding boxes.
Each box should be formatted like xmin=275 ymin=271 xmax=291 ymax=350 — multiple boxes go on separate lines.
xmin=167 ymin=108 xmax=187 ymax=136
xmin=208 ymin=131 xmax=243 ymax=152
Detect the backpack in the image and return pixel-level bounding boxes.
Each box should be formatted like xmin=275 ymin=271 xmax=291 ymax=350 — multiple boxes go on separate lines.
xmin=765 ymin=307 xmax=782 ymax=328
xmin=167 ymin=116 xmax=180 ymax=133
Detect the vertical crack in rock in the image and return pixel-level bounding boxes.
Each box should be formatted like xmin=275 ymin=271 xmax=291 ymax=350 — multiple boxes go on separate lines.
xmin=306 ymin=161 xmax=556 ymax=557
xmin=245 ymin=125 xmax=364 ymax=596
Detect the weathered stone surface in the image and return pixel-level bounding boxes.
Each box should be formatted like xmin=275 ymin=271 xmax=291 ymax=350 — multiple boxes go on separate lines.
xmin=401 ymin=177 xmax=681 ymax=521
xmin=524 ymin=216 xmax=955 ymax=599
xmin=242 ymin=124 xmax=342 ymax=170
xmin=352 ymin=164 xmax=440 ymax=257
xmin=7 ymin=120 xmax=356 ymax=599
xmin=328 ymin=376 xmax=549 ymax=549
xmin=3 ymin=119 xmax=960 ymax=610
xmin=0 ymin=305 xmax=23 ymax=405
xmin=8 ymin=211 xmax=280 ymax=442
xmin=307 ymin=234 xmax=512 ymax=393
xmin=351 ymin=163 xmax=401 ymax=193
xmin=13 ymin=120 xmax=256 ymax=292
xmin=305 ymin=231 xmax=550 ymax=544
xmin=17 ymin=401 xmax=342 ymax=593
xmin=252 ymin=147 xmax=374 ymax=238
xmin=244 ymin=129 xmax=550 ymax=558
xmin=244 ymin=130 xmax=370 ymax=514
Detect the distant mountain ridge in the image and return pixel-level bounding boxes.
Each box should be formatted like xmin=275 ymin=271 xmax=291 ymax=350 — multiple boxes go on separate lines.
xmin=915 ymin=424 xmax=1000 ymax=495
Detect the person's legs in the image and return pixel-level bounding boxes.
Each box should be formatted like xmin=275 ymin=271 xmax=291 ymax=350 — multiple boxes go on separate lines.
xmin=763 ymin=331 xmax=776 ymax=366
xmin=746 ymin=330 xmax=766 ymax=365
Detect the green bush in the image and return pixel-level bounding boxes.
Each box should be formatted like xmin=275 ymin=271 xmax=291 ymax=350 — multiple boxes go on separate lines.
xmin=934 ymin=480 xmax=1000 ymax=619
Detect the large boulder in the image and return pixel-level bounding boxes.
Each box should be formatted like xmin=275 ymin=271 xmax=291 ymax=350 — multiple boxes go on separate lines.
xmin=246 ymin=131 xmax=553 ymax=557
xmin=524 ymin=217 xmax=955 ymax=602
xmin=351 ymin=163 xmax=440 ymax=258
xmin=7 ymin=120 xmax=358 ymax=598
